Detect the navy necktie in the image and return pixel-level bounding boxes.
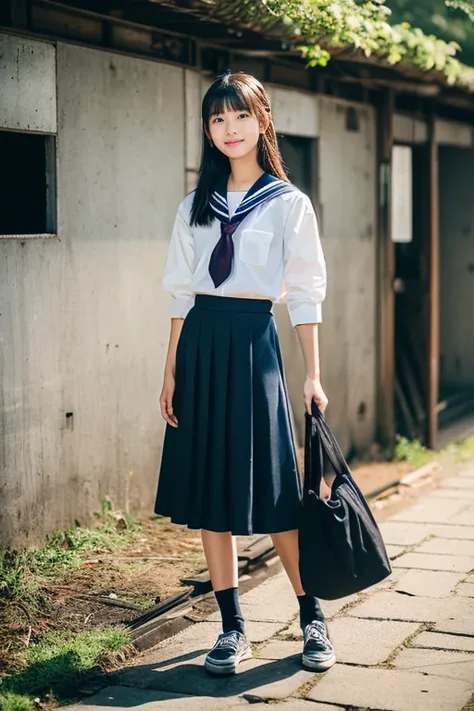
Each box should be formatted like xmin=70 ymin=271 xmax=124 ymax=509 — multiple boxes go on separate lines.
xmin=208 ymin=173 xmax=295 ymax=289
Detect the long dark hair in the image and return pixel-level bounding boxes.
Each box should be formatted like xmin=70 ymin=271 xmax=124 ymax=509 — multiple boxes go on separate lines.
xmin=190 ymin=72 xmax=289 ymax=226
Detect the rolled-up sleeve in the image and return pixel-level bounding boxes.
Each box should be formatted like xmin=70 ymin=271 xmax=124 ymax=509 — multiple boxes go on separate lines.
xmin=282 ymin=193 xmax=327 ymax=327
xmin=161 ymin=198 xmax=195 ymax=319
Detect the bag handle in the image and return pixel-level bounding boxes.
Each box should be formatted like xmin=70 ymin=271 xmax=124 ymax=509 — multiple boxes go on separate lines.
xmin=304 ymin=402 xmax=353 ymax=497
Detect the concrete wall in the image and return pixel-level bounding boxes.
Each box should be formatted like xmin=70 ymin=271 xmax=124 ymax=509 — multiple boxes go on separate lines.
xmin=0 ymin=36 xmax=184 ymax=546
xmin=318 ymin=97 xmax=377 ymax=455
xmin=439 ymin=146 xmax=474 ymax=388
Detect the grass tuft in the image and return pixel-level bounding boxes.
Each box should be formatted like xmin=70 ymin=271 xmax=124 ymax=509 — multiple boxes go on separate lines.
xmin=393 ymin=436 xmax=435 ymax=469
xmin=443 ymin=435 xmax=474 ymax=463
xmin=0 ymin=693 xmax=34 ymax=711
xmin=2 ymin=627 xmax=130 ymax=700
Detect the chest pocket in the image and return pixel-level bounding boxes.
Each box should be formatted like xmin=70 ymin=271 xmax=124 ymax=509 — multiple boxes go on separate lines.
xmin=239 ymin=228 xmax=274 ymax=267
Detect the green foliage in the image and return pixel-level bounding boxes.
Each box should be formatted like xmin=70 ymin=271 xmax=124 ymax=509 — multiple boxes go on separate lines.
xmin=1 ymin=628 xmax=130 ymax=701
xmin=209 ymin=0 xmax=474 ymax=89
xmin=393 ymin=436 xmax=435 ymax=468
xmin=442 ymin=434 xmax=474 ymax=461
xmin=387 ymin=0 xmax=474 ymax=66
xmin=446 ymin=0 xmax=474 ymax=20
xmin=0 ymin=692 xmax=34 ymax=711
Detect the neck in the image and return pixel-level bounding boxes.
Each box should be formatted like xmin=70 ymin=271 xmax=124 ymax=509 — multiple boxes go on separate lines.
xmin=228 ymin=151 xmax=264 ymax=191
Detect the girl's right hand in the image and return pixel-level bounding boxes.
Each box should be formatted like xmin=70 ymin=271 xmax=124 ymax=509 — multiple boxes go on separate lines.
xmin=159 ymin=373 xmax=178 ymax=428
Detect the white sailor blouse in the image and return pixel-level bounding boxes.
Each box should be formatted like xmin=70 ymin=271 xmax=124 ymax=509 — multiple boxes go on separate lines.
xmin=161 ymin=187 xmax=327 ymax=327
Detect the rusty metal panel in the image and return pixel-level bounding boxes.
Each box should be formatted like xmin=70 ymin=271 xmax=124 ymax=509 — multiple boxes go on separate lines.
xmin=0 ymin=32 xmax=56 ymax=133
xmin=317 ymin=97 xmax=377 ymax=455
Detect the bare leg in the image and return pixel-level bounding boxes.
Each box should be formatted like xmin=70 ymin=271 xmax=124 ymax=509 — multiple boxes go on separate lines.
xmin=270 ymin=474 xmax=334 ymax=596
xmin=270 ymin=529 xmax=305 ymax=595
xmin=201 ymin=529 xmax=238 ymax=591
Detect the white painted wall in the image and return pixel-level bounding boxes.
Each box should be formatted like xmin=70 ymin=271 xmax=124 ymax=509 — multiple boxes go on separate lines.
xmin=0 ymin=38 xmax=185 ymax=545
xmin=439 ymin=146 xmax=474 ymax=388
xmin=317 ymin=97 xmax=377 ymax=454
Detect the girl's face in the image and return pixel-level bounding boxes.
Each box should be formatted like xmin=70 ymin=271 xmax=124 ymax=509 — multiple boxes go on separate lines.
xmin=208 ymin=107 xmax=262 ymax=160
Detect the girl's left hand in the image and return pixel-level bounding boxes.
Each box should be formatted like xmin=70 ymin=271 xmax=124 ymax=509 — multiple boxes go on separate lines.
xmin=303 ymin=376 xmax=328 ymax=416
xmin=304 ymin=376 xmax=332 ymax=497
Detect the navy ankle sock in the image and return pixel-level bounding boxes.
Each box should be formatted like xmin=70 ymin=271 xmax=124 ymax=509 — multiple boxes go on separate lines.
xmin=297 ymin=593 xmax=325 ymax=629
xmin=214 ymin=586 xmax=245 ymax=634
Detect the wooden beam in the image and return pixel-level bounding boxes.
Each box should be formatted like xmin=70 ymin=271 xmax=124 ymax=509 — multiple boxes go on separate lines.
xmin=427 ymin=113 xmax=440 ymax=448
xmin=376 ymin=88 xmax=396 ymax=447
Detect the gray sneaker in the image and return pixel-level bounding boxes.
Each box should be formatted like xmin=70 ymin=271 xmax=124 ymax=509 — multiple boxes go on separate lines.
xmin=204 ymin=630 xmax=253 ymax=675
xmin=302 ymin=619 xmax=336 ymax=671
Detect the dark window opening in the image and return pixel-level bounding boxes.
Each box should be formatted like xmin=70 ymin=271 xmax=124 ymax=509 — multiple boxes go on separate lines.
xmin=0 ymin=130 xmax=56 ymax=236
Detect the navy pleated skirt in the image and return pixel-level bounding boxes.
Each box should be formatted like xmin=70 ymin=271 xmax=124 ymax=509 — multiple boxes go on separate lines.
xmin=154 ymin=294 xmax=303 ymax=535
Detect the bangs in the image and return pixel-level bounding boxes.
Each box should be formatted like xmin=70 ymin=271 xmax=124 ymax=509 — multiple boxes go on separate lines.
xmin=203 ymin=78 xmax=256 ymax=121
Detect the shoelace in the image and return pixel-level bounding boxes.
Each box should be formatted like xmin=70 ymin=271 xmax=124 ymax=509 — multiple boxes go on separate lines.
xmin=305 ymin=621 xmax=331 ymax=646
xmin=213 ymin=631 xmax=241 ymax=652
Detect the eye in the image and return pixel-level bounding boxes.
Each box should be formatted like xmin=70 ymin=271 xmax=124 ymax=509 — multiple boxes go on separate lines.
xmin=211 ymin=116 xmax=223 ymax=123
xmin=238 ymin=112 xmax=250 ymax=119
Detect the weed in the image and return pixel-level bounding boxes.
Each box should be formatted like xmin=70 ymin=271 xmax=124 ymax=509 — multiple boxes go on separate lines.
xmin=0 ymin=497 xmax=142 ymax=606
xmin=443 ymin=435 xmax=474 ymax=463
xmin=0 ymin=692 xmax=34 ymax=711
xmin=393 ymin=436 xmax=435 ymax=469
xmin=2 ymin=627 xmax=130 ymax=700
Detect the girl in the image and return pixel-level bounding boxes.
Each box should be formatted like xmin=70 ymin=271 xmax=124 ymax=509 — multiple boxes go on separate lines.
xmin=155 ymin=72 xmax=335 ymax=676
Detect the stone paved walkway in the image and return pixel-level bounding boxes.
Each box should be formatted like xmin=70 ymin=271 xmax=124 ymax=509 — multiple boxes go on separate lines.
xmin=67 ymin=465 xmax=474 ymax=711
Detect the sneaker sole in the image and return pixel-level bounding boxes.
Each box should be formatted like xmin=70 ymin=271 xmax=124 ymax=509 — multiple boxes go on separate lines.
xmin=204 ymin=648 xmax=253 ymax=675
xmin=302 ymin=651 xmax=337 ymax=672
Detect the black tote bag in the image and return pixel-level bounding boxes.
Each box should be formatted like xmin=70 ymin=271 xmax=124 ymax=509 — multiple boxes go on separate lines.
xmin=298 ymin=402 xmax=392 ymax=600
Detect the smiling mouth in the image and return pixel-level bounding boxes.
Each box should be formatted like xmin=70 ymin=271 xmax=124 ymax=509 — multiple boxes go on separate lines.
xmin=225 ymin=139 xmax=244 ymax=146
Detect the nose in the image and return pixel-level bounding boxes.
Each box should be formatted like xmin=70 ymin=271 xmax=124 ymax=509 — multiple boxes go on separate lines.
xmin=225 ymin=121 xmax=238 ymax=135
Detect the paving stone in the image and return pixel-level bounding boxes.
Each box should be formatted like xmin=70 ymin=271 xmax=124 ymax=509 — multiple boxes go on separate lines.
xmin=240 ymin=657 xmax=315 ymax=701
xmin=365 ymin=566 xmax=408 ymax=592
xmin=429 ymin=488 xmax=474 ymax=500
xmin=439 ymin=476 xmax=474 ymax=489
xmin=206 ymin=572 xmax=298 ymax=623
xmin=386 ymin=544 xmax=407 ymax=559
xmin=434 ymin=616 xmax=474 ymax=636
xmin=449 ymin=506 xmax=474 ymax=526
xmin=324 ymin=617 xmax=419 ymax=665
xmin=125 ymin=652 xmax=315 ymax=701
xmin=258 ymin=639 xmax=302 ymax=660
xmin=304 ymin=663 xmax=473 ymax=711
xmin=347 ymin=590 xmax=474 ymax=625
xmin=429 ymin=524 xmax=474 ymax=540
xmin=389 ymin=499 xmax=467 ymax=524
xmin=242 ymin=703 xmax=341 ymax=710
xmin=411 ymin=631 xmax=474 ymax=653
xmin=415 ymin=537 xmax=474 ymax=557
xmin=394 ymin=569 xmax=464 ymax=598
xmin=278 ymin=595 xmax=359 ymax=640
xmin=459 ymin=468 xmax=474 ymax=479
xmin=64 ymin=686 xmax=250 ymax=711
xmin=114 ymin=621 xmax=285 ymax=689
xmin=455 ymin=582 xmax=474 ymax=597
xmin=391 ymin=552 xmax=474 ymax=572
xmin=393 ymin=647 xmax=474 ymax=685
xmin=378 ymin=522 xmax=432 ymax=546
